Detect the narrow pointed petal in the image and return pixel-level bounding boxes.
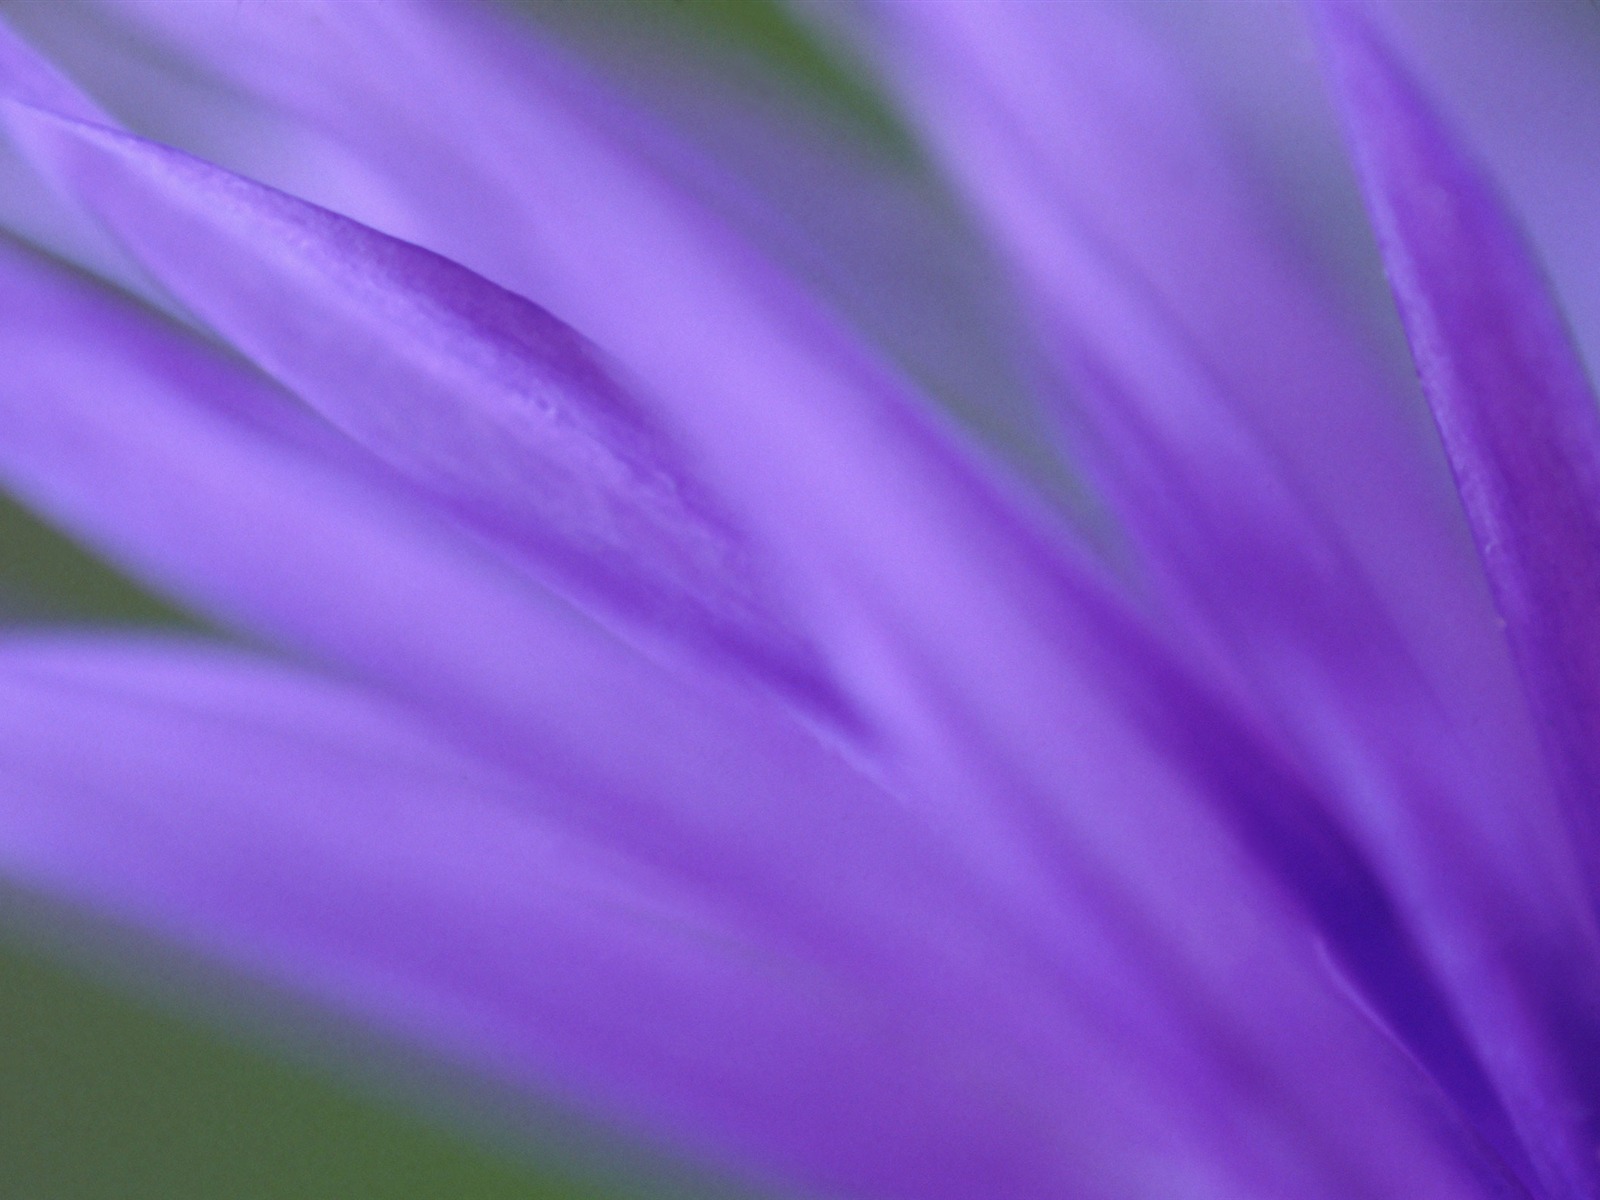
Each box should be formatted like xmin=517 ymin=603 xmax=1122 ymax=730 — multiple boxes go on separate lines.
xmin=1318 ymin=7 xmax=1600 ymax=903
xmin=0 ymin=27 xmax=843 ymax=726
xmin=0 ymin=240 xmax=1282 ymax=1200
xmin=860 ymin=0 xmax=1565 ymax=884
xmin=1316 ymin=7 xmax=1600 ymax=1192
xmin=0 ymin=194 xmax=1390 ymax=1112
xmin=1361 ymin=0 xmax=1600 ymax=380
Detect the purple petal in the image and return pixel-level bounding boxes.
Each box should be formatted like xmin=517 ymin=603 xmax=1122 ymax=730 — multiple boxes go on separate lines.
xmin=868 ymin=5 xmax=1600 ymax=1189
xmin=0 ymin=635 xmax=1076 ymax=1199
xmin=1316 ymin=5 xmax=1600 ymax=1192
xmin=0 ymin=235 xmax=949 ymax=969
xmin=0 ymin=38 xmax=844 ymax=726
xmin=855 ymin=0 xmax=1551 ymax=851
xmin=1361 ymin=0 xmax=1600 ymax=382
xmin=1318 ymin=5 xmax=1600 ymax=919
xmin=857 ymin=0 xmax=1550 ymax=857
xmin=0 ymin=1 xmax=1315 ymax=896
xmin=863 ymin=0 xmax=1473 ymax=619
xmin=488 ymin=5 xmax=1058 ymax=489
xmin=0 ymin=633 xmax=1502 ymax=1200
xmin=0 ymin=5 xmax=153 ymax=295
xmin=859 ymin=0 xmax=1555 ymax=858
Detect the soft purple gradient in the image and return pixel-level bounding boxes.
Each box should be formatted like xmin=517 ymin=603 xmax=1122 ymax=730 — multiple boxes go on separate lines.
xmin=0 ymin=1 xmax=1596 ymax=1198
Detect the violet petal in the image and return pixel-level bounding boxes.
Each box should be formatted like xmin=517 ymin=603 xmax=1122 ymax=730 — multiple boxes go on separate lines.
xmin=0 ymin=87 xmax=845 ymax=729
xmin=869 ymin=6 xmax=1600 ymax=1189
xmin=0 ymin=634 xmax=1090 ymax=1200
xmin=0 ymin=235 xmax=960 ymax=975
xmin=1318 ymin=6 xmax=1600 ymax=1192
xmin=0 ymin=632 xmax=1501 ymax=1200
xmin=1319 ymin=5 xmax=1600 ymax=916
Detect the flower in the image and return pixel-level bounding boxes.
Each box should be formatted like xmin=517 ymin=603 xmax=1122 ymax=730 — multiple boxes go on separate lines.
xmin=0 ymin=0 xmax=1596 ymax=1197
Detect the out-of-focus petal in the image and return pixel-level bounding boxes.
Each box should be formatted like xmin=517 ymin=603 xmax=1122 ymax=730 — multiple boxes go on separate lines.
xmin=859 ymin=0 xmax=1473 ymax=625
xmin=1319 ymin=1 xmax=1600 ymax=918
xmin=0 ymin=634 xmax=1505 ymax=1200
xmin=0 ymin=634 xmax=1088 ymax=1200
xmin=853 ymin=0 xmax=1558 ymax=870
xmin=0 ymin=2 xmax=151 ymax=295
xmin=856 ymin=0 xmax=1559 ymax=856
xmin=862 ymin=4 xmax=1600 ymax=1192
xmin=1317 ymin=5 xmax=1600 ymax=1192
xmin=1357 ymin=0 xmax=1600 ymax=381
xmin=514 ymin=2 xmax=1063 ymax=496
